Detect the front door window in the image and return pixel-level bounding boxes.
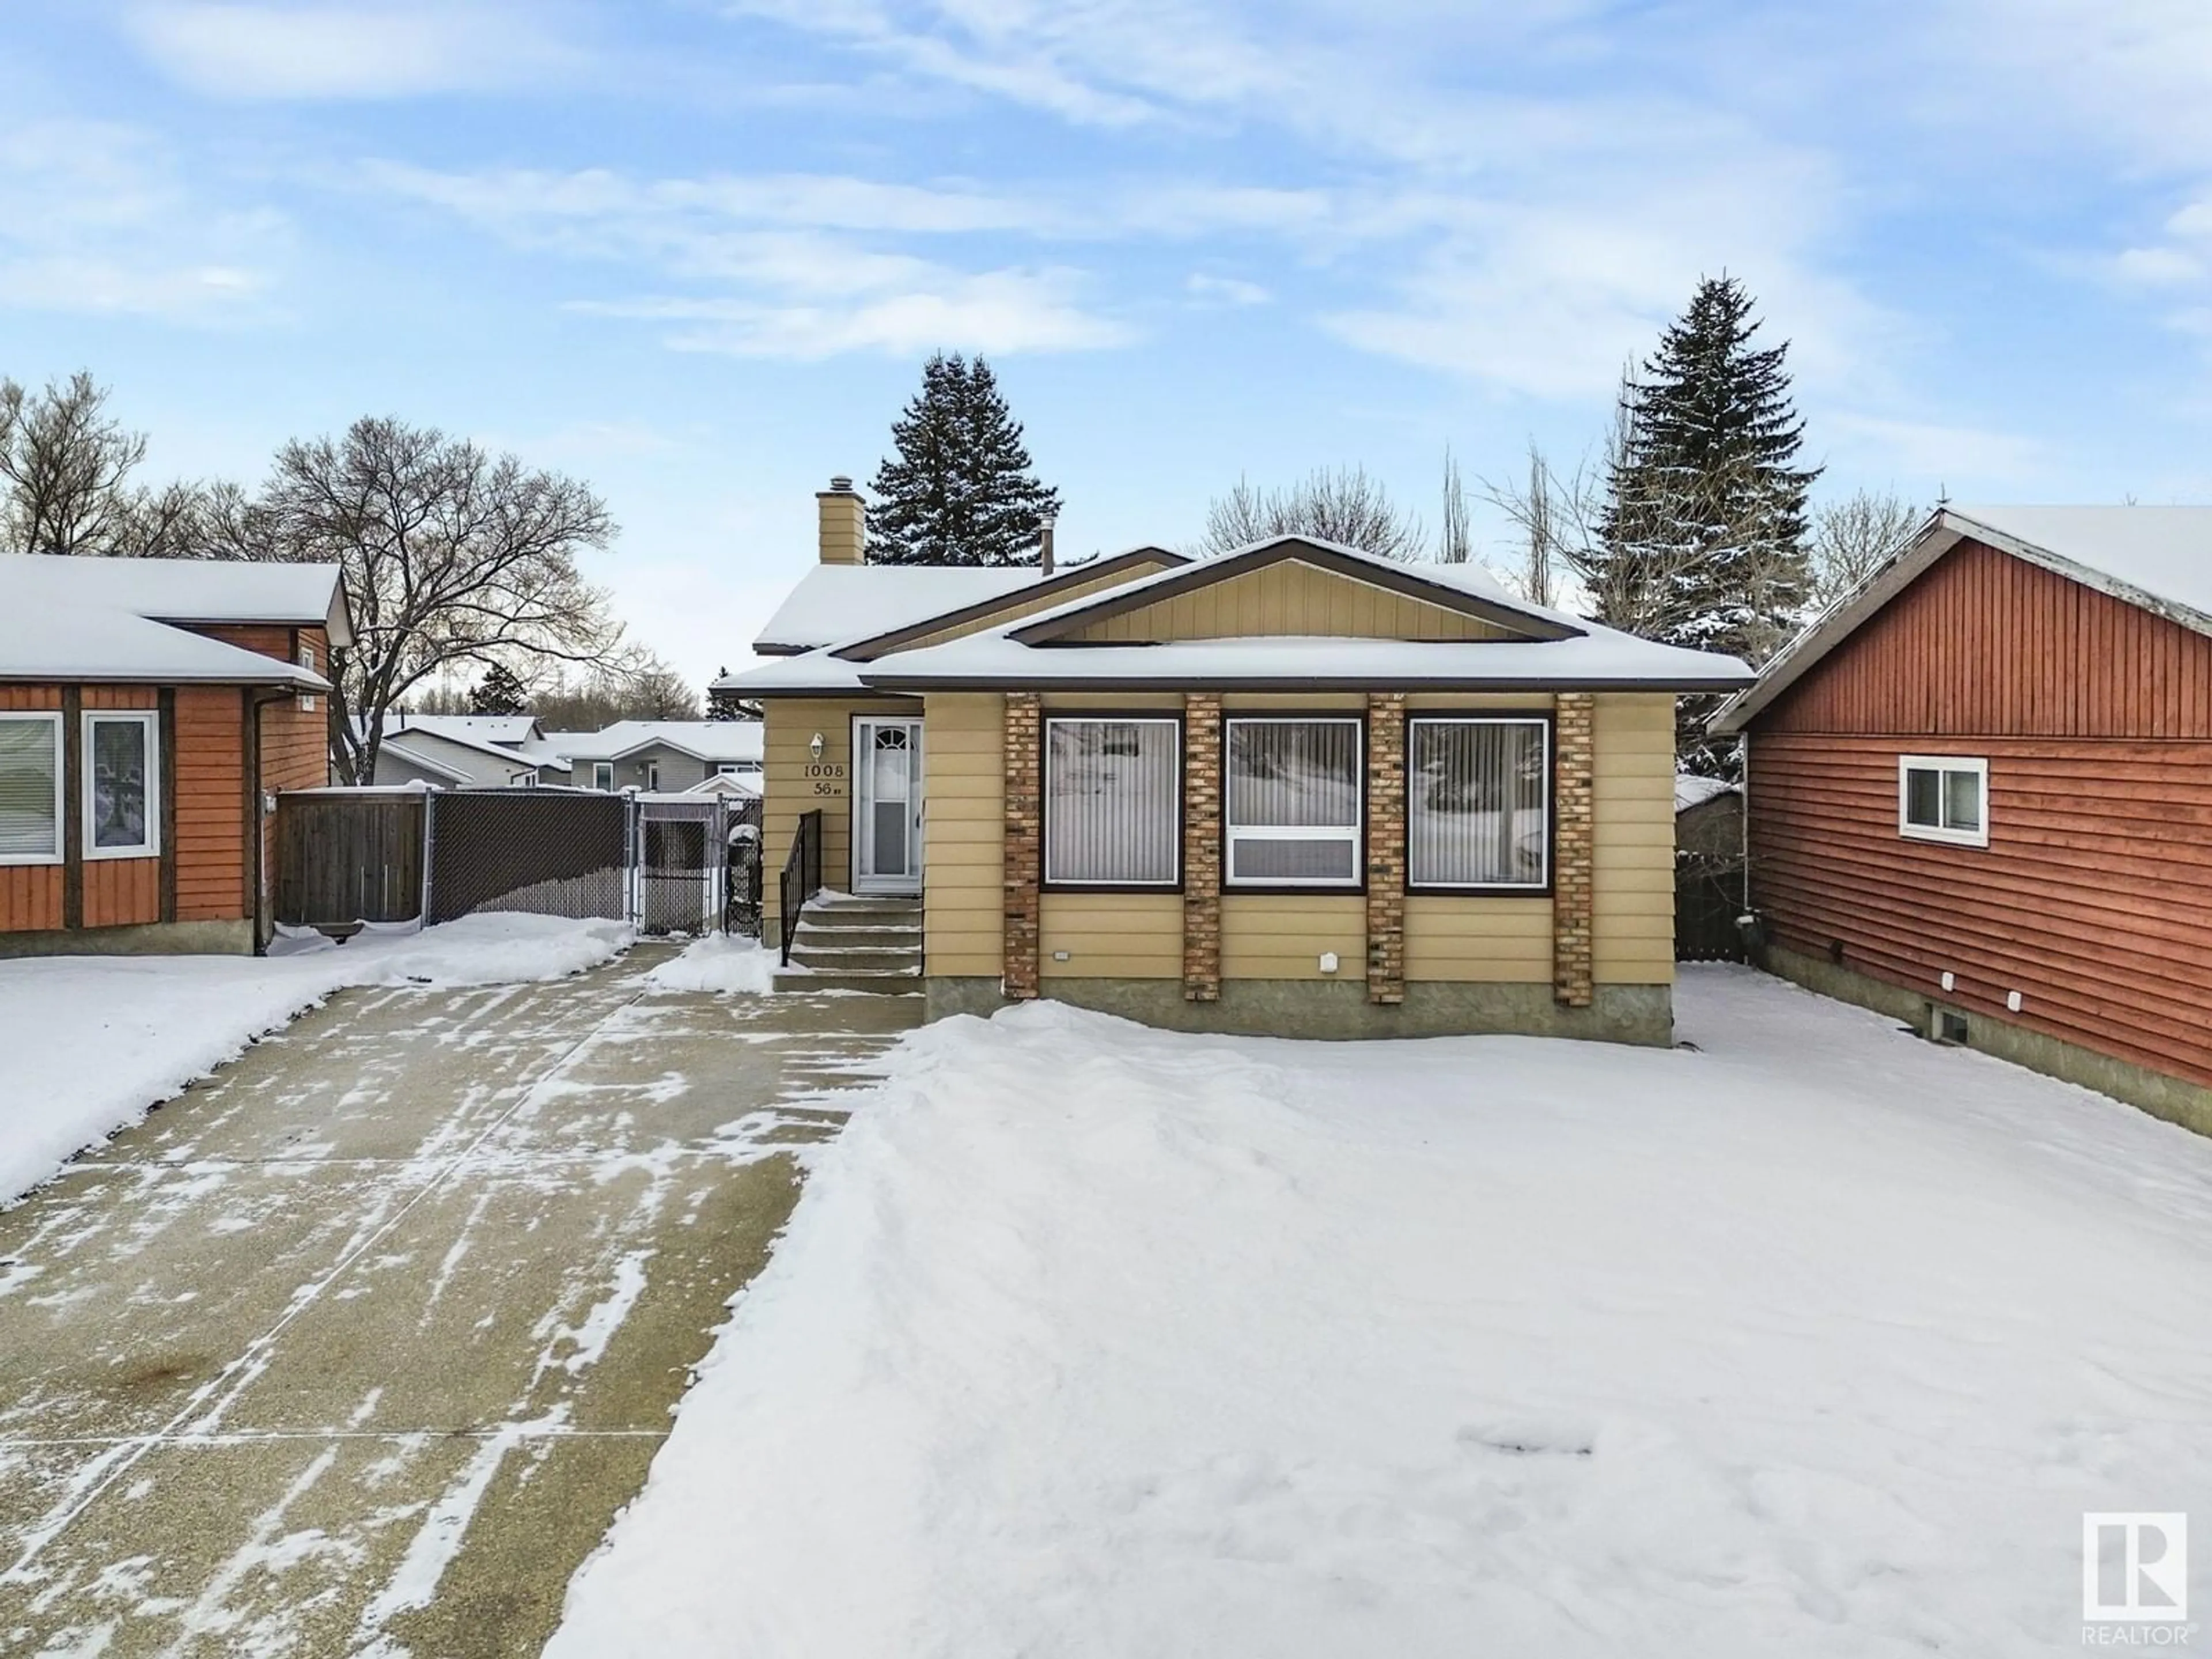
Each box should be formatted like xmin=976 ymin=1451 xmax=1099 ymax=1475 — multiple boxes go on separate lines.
xmin=854 ymin=720 xmax=923 ymax=893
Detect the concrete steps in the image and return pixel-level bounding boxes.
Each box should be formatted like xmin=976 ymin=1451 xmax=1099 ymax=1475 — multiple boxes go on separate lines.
xmin=774 ymin=895 xmax=923 ymax=995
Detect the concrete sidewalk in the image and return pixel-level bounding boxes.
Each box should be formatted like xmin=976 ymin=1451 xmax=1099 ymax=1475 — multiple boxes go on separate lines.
xmin=0 ymin=948 xmax=920 ymax=1657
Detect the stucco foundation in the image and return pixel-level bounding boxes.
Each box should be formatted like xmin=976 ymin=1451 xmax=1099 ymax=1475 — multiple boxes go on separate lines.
xmin=924 ymin=975 xmax=1672 ymax=1045
xmin=0 ymin=919 xmax=255 ymax=960
xmin=1762 ymin=942 xmax=2212 ymax=1139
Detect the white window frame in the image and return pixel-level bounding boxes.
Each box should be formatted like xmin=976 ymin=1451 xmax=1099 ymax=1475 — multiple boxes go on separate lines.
xmin=1042 ymin=715 xmax=1183 ymax=889
xmin=0 ymin=712 xmax=64 ymax=866
xmin=1898 ymin=755 xmax=1989 ymax=848
xmin=1407 ymin=715 xmax=1554 ymax=893
xmin=82 ymin=710 xmax=161 ymax=861
xmin=1223 ymin=715 xmax=1365 ymax=891
xmin=296 ymin=640 xmax=318 ymax=711
xmin=591 ymin=761 xmax=615 ymax=791
xmin=646 ymin=760 xmax=662 ymax=791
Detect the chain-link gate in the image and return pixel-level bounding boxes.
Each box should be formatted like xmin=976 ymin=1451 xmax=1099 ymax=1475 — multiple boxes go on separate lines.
xmin=631 ymin=797 xmax=726 ymax=936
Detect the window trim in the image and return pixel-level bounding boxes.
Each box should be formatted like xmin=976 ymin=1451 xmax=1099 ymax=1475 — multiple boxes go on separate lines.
xmin=646 ymin=760 xmax=661 ymax=792
xmin=1041 ymin=711 xmax=1185 ymax=893
xmin=1898 ymin=755 xmax=1989 ymax=848
xmin=296 ymin=638 xmax=319 ymax=712
xmin=590 ymin=761 xmax=615 ymax=791
xmin=81 ymin=709 xmax=161 ymax=861
xmin=0 ymin=711 xmax=64 ymax=867
xmin=1404 ymin=712 xmax=1556 ymax=896
xmin=1221 ymin=713 xmax=1366 ymax=894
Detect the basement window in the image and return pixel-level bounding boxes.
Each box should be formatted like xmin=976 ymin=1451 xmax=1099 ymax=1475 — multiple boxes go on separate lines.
xmin=1899 ymin=756 xmax=1988 ymax=848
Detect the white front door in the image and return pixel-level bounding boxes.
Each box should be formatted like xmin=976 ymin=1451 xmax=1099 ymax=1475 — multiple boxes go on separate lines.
xmin=853 ymin=718 xmax=924 ymax=895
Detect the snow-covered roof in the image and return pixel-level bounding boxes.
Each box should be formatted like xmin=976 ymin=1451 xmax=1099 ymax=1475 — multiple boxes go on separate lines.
xmin=1714 ymin=505 xmax=2212 ymax=733
xmin=373 ymin=717 xmax=544 ymax=774
xmin=755 ymin=566 xmax=1046 ymax=654
xmin=1675 ymin=774 xmax=1740 ymax=812
xmin=0 ymin=553 xmax=352 ymax=645
xmin=0 ymin=596 xmax=329 ymax=688
xmin=546 ymin=720 xmax=766 ymax=764
xmin=377 ymin=737 xmax=476 ymax=785
xmin=728 ymin=536 xmax=1751 ymax=695
xmin=384 ymin=713 xmax=541 ymax=747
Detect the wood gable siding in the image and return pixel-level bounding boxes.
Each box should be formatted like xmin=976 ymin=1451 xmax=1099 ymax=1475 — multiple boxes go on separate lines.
xmin=1065 ymin=561 xmax=1518 ymax=644
xmin=872 ymin=556 xmax=1180 ymax=656
xmin=1748 ymin=536 xmax=2212 ymax=1088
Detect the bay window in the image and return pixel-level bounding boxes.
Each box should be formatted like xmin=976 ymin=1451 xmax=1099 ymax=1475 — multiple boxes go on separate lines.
xmin=1408 ymin=717 xmax=1550 ymax=891
xmin=0 ymin=714 xmax=62 ymax=864
xmin=1224 ymin=717 xmax=1362 ymax=888
xmin=84 ymin=711 xmax=159 ymax=858
xmin=1044 ymin=717 xmax=1180 ymax=887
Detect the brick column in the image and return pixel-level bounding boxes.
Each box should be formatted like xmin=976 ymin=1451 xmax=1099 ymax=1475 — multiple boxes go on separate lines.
xmin=1182 ymin=692 xmax=1222 ymax=1001
xmin=1553 ymin=692 xmax=1595 ymax=1008
xmin=1003 ymin=692 xmax=1041 ymax=999
xmin=1365 ymin=692 xmax=1406 ymax=1005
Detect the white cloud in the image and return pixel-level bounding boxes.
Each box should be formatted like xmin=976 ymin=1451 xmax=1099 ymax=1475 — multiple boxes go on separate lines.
xmin=1821 ymin=414 xmax=2046 ymax=486
xmin=1186 ymin=272 xmax=1269 ymax=307
xmin=0 ymin=121 xmax=286 ymax=319
xmin=122 ymin=2 xmax=582 ymax=99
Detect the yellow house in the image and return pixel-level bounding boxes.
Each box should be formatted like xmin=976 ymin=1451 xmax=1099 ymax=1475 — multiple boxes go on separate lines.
xmin=725 ymin=478 xmax=1754 ymax=1044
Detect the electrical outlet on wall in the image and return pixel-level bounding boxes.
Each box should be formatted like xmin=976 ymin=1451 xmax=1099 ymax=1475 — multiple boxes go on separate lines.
xmin=1319 ymin=951 xmax=1339 ymax=974
xmin=2006 ymin=990 xmax=2022 ymax=1013
xmin=1940 ymin=970 xmax=1955 ymax=993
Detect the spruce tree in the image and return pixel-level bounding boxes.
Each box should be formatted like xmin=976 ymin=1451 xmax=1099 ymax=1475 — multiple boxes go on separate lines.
xmin=1595 ymin=276 xmax=1821 ymax=771
xmin=706 ymin=669 xmax=749 ymax=722
xmin=866 ymin=353 xmax=1062 ymax=565
xmin=468 ymin=662 xmax=531 ymax=717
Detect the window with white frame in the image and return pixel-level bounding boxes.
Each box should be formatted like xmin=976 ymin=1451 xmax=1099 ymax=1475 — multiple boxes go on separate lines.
xmin=1899 ymin=756 xmax=1988 ymax=847
xmin=84 ymin=711 xmax=159 ymax=858
xmin=0 ymin=714 xmax=62 ymax=864
xmin=1224 ymin=717 xmax=1362 ymax=887
xmin=591 ymin=761 xmax=614 ymax=791
xmin=646 ymin=760 xmax=661 ymax=791
xmin=296 ymin=641 xmax=318 ymax=711
xmin=1408 ymin=717 xmax=1551 ymax=889
xmin=1044 ymin=717 xmax=1180 ymax=887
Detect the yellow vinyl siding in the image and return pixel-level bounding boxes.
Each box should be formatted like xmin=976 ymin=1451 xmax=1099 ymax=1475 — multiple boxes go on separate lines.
xmin=921 ymin=693 xmax=1003 ymax=977
xmin=762 ymin=695 xmax=921 ymax=938
xmin=1592 ymin=692 xmax=1676 ymax=985
xmin=1403 ymin=898 xmax=1555 ymax=980
xmin=1221 ymin=894 xmax=1365 ymax=979
xmin=881 ymin=556 xmax=1180 ymax=656
xmin=1067 ymin=560 xmax=1520 ymax=643
xmin=1040 ymin=892 xmax=1180 ymax=978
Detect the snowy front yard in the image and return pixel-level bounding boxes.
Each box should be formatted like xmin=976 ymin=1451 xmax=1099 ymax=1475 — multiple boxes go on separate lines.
xmin=0 ymin=914 xmax=632 ymax=1204
xmin=552 ymin=967 xmax=2212 ymax=1658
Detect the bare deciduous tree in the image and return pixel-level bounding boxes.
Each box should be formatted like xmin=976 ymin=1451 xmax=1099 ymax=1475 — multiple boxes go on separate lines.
xmin=222 ymin=417 xmax=622 ymax=783
xmin=1201 ymin=465 xmax=1429 ymax=560
xmin=1439 ymin=447 xmax=1472 ymax=565
xmin=1808 ymin=489 xmax=1922 ymax=610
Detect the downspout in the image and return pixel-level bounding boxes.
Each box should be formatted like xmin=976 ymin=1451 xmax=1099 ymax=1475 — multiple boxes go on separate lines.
xmin=247 ymin=685 xmax=294 ymax=956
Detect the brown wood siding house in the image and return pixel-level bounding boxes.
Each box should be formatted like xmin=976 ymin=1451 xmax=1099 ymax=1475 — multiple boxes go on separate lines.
xmin=0 ymin=558 xmax=347 ymax=957
xmin=1714 ymin=506 xmax=2212 ymax=1134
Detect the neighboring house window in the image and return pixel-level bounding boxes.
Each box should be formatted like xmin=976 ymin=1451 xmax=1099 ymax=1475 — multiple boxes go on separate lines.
xmin=509 ymin=772 xmax=537 ymax=787
xmin=1044 ymin=717 xmax=1181 ymax=888
xmin=84 ymin=711 xmax=159 ymax=859
xmin=1899 ymin=756 xmax=1988 ymax=847
xmin=592 ymin=762 xmax=614 ymax=791
xmin=1408 ymin=717 xmax=1551 ymax=891
xmin=0 ymin=714 xmax=63 ymax=865
xmin=715 ymin=762 xmax=745 ymax=777
xmin=1224 ymin=717 xmax=1362 ymax=888
xmin=296 ymin=641 xmax=318 ymax=711
xmin=646 ymin=761 xmax=661 ymax=791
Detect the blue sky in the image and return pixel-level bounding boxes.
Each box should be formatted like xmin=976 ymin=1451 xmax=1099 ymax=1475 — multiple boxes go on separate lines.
xmin=6 ymin=1 xmax=2212 ymax=687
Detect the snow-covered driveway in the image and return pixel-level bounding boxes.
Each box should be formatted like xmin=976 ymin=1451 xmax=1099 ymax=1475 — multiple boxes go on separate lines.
xmin=551 ymin=966 xmax=2212 ymax=1659
xmin=0 ymin=949 xmax=918 ymax=1657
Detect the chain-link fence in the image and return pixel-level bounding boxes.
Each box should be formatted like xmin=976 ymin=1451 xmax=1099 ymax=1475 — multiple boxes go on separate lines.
xmin=425 ymin=790 xmax=631 ymax=925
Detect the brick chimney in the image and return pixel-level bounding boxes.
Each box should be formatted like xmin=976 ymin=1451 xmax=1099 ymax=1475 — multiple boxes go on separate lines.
xmin=817 ymin=476 xmax=865 ymax=565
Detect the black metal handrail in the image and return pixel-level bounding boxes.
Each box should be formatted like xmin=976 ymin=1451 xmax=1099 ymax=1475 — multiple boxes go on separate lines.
xmin=779 ymin=809 xmax=823 ymax=964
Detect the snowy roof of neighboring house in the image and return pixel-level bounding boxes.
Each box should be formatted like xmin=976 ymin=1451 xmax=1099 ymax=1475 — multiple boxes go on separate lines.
xmin=544 ymin=721 xmax=766 ymax=764
xmin=376 ymin=737 xmax=475 ymax=785
xmin=373 ymin=716 xmax=543 ymax=772
xmin=0 ymin=564 xmax=335 ymax=688
xmin=1714 ymin=505 xmax=2212 ymax=733
xmin=0 ymin=552 xmax=353 ymax=647
xmin=383 ymin=713 xmax=541 ymax=747
xmin=728 ymin=536 xmax=1752 ymax=695
xmin=683 ymin=770 xmax=762 ymax=798
xmin=754 ymin=566 xmax=1044 ymax=654
xmin=1675 ymin=774 xmax=1740 ymax=812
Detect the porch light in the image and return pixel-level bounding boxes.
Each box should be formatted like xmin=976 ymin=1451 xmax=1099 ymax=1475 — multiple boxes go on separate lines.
xmin=809 ymin=732 xmax=824 ymax=760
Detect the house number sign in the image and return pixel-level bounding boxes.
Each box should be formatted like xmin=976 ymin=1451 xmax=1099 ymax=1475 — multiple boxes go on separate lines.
xmin=805 ymin=761 xmax=848 ymax=797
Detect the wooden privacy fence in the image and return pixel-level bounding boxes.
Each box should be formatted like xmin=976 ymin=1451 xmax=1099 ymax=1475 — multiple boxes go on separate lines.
xmin=274 ymin=789 xmax=426 ymax=929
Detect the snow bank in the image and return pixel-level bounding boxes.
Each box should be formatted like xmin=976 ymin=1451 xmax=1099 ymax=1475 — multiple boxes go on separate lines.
xmin=0 ymin=914 xmax=630 ymax=1204
xmin=550 ymin=967 xmax=2212 ymax=1658
xmin=641 ymin=934 xmax=776 ymax=995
